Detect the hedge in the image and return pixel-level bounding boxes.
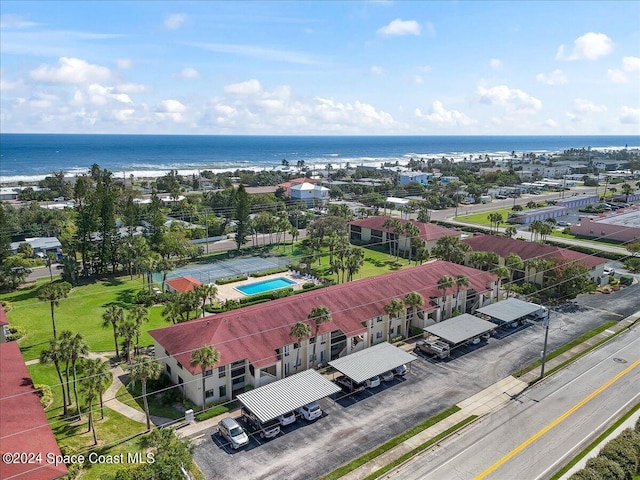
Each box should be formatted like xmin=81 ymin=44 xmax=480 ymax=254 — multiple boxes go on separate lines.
xmin=216 ymin=275 xmax=248 ymax=285
xmin=250 ymin=267 xmax=289 ymax=278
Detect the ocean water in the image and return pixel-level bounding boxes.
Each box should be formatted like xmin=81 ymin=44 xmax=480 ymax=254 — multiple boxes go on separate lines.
xmin=1 ymin=134 xmax=638 ymax=184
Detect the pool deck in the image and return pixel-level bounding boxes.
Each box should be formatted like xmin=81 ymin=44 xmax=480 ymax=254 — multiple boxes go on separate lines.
xmin=214 ymin=272 xmax=309 ymax=301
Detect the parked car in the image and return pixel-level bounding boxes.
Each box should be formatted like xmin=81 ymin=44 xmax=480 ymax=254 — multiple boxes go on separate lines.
xmin=381 ymin=370 xmax=395 ymax=382
xmin=394 ymin=364 xmax=408 ymax=376
xmin=466 ymin=336 xmax=481 ymax=346
xmin=557 ymin=221 xmax=572 ymax=227
xmin=415 ymin=339 xmax=451 ymax=358
xmin=218 ymin=417 xmax=249 ymax=449
xmin=364 ymin=375 xmax=381 ymax=388
xmin=334 ymin=375 xmax=365 ymax=394
xmin=297 ymin=401 xmax=323 ymax=421
xmin=241 ymin=408 xmax=280 ymax=439
xmin=278 ymin=411 xmax=297 ymax=427
xmin=603 ymin=266 xmax=615 ymax=276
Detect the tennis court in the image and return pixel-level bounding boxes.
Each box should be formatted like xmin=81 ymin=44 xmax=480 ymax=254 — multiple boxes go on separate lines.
xmin=155 ymin=255 xmax=291 ymax=285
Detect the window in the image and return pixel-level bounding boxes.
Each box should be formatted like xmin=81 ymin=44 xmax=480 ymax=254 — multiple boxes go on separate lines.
xmin=293 ymin=342 xmax=299 ymax=349
xmin=218 ymin=366 xmax=226 ymax=378
xmin=164 ymin=349 xmax=169 ymax=356
xmin=309 ymin=336 xmax=316 ymax=344
xmin=204 ymin=369 xmax=213 ymax=377
xmin=285 ymin=363 xmax=290 ymax=375
xmin=219 ymin=385 xmax=226 ymax=398
xmin=284 ymin=345 xmax=290 ymax=357
xmin=205 ymin=389 xmax=215 ymax=399
xmin=177 ymin=362 xmax=183 ymax=370
xmin=166 ymin=364 xmax=171 ymax=375
xmin=376 ymin=331 xmax=382 ymax=339
xmin=232 ymin=376 xmax=245 ymax=385
xmin=376 ymin=316 xmax=383 ymax=323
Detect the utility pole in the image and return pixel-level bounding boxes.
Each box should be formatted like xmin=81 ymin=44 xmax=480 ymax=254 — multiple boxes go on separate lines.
xmin=540 ymin=309 xmax=550 ymax=379
xmin=205 ymin=210 xmax=209 ymax=255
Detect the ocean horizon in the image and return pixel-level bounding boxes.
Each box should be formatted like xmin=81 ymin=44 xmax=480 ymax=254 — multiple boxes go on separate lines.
xmin=1 ymin=133 xmax=639 ymax=184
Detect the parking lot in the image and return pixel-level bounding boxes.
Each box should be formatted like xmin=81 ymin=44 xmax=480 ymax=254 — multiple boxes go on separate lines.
xmin=191 ymin=283 xmax=638 ymax=480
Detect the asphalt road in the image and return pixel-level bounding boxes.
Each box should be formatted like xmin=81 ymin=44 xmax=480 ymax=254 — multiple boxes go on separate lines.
xmin=190 ymin=283 xmax=636 ymax=480
xmin=386 ymin=322 xmax=640 ymax=480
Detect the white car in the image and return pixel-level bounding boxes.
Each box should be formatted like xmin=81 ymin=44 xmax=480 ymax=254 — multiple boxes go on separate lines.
xmin=380 ymin=370 xmax=395 ymax=382
xmin=364 ymin=375 xmax=381 ymax=388
xmin=278 ymin=411 xmax=297 ymax=427
xmin=218 ymin=417 xmax=249 ymax=449
xmin=603 ymin=266 xmax=615 ymax=276
xmin=394 ymin=364 xmax=408 ymax=377
xmin=297 ymin=401 xmax=322 ymax=421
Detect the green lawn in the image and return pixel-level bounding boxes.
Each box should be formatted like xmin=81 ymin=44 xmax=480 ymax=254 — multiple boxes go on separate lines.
xmin=1 ymin=276 xmax=169 ymax=361
xmin=456 ymin=207 xmax=517 ymax=226
xmin=117 ymin=382 xmax=185 ymax=420
xmin=550 ymin=230 xmax=626 ymax=246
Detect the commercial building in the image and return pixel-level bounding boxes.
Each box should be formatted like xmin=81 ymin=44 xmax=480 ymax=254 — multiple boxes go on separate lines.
xmin=463 ymin=235 xmax=606 ymax=284
xmin=149 ymin=260 xmax=497 ymax=406
xmin=571 ymin=207 xmax=640 ymax=243
xmin=349 ymin=216 xmax=460 ymax=253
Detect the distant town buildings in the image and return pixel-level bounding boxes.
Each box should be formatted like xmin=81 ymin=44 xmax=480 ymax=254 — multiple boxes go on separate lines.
xmin=571 ymin=207 xmax=640 ymax=243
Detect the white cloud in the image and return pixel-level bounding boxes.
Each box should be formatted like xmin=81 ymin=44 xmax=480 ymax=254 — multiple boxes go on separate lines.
xmin=414 ymin=75 xmax=423 ymax=84
xmin=477 ymin=85 xmax=542 ymax=113
xmin=556 ymin=32 xmax=613 ymax=61
xmin=572 ymin=98 xmax=607 ymax=113
xmin=489 ymin=59 xmax=502 ymax=70
xmin=116 ymin=58 xmax=133 ymax=70
xmin=370 ymin=65 xmax=383 ymax=75
xmin=536 ymin=69 xmax=568 ymax=85
xmin=114 ymin=83 xmax=147 ymax=94
xmin=29 ymin=92 xmax=58 ymax=108
xmin=425 ymin=21 xmax=436 ymax=37
xmin=165 ymin=13 xmax=188 ymax=30
xmin=30 ymin=57 xmax=111 ymax=84
xmin=158 ymin=99 xmax=186 ymax=113
xmin=544 ymin=119 xmax=559 ymax=128
xmin=188 ymin=42 xmax=320 ymax=65
xmin=224 ymin=79 xmax=262 ymax=95
xmin=0 ymin=14 xmax=38 ymax=28
xmin=622 ymin=56 xmax=640 ymax=72
xmin=608 ymin=69 xmax=627 ymax=83
xmin=620 ymin=106 xmax=640 ymax=124
xmin=176 ymin=67 xmax=199 ymax=79
xmin=377 ymin=19 xmax=421 ymax=36
xmin=415 ymin=101 xmax=474 ymax=126
xmin=416 ymin=65 xmax=431 ymax=73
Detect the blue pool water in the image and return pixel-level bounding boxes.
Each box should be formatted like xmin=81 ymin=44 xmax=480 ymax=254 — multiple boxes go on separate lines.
xmin=236 ymin=277 xmax=296 ymax=295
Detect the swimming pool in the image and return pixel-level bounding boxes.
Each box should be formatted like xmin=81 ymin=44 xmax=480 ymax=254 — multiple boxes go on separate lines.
xmin=235 ymin=277 xmax=296 ymax=296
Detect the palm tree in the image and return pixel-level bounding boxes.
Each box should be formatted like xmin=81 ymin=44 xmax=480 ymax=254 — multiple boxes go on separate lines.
xmin=80 ymin=358 xmax=111 ymax=443
xmin=437 ymin=275 xmax=454 ymax=312
xmin=454 ymin=275 xmax=471 ymax=310
xmin=190 ymin=345 xmax=220 ymax=411
xmin=128 ymin=356 xmax=163 ymax=431
xmin=68 ymin=332 xmax=88 ymax=417
xmin=308 ymin=305 xmax=331 ymax=366
xmin=493 ymin=265 xmax=510 ymax=297
xmin=38 ymin=282 xmax=71 ymax=339
xmin=157 ymin=258 xmax=174 ymax=291
xmin=504 ymin=253 xmax=523 ymax=297
xmin=140 ymin=252 xmax=161 ymax=291
xmin=102 ymin=305 xmax=124 ymax=360
xmin=621 ymin=183 xmax=632 ymax=202
xmin=289 ymin=322 xmax=311 ymax=373
xmin=128 ymin=305 xmax=149 ymax=356
xmin=384 ymin=298 xmax=405 ymax=339
xmin=194 ymin=284 xmax=217 ymax=318
xmin=403 ymin=222 xmax=420 ymax=264
xmin=59 ymin=330 xmax=74 ymax=408
xmin=118 ymin=319 xmax=138 ymax=364
xmin=345 ymin=248 xmax=365 ymax=281
xmin=40 ymin=337 xmax=69 ymax=417
xmin=403 ymin=292 xmax=424 ymax=337
xmin=45 ymin=252 xmax=57 ymax=282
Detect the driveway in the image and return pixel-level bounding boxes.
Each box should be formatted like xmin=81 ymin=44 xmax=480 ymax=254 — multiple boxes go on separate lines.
xmin=191 ymin=287 xmax=630 ymax=480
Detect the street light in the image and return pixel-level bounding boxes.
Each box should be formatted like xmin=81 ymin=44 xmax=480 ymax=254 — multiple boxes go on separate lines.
xmin=540 ymin=308 xmax=550 ymax=379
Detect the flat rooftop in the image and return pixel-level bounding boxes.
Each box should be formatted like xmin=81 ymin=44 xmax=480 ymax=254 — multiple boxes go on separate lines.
xmin=590 ymin=209 xmax=640 ymax=227
xmin=424 ymin=314 xmax=496 ymax=345
xmin=476 ymin=298 xmax=542 ymax=324
xmin=329 ymin=342 xmax=417 ymax=384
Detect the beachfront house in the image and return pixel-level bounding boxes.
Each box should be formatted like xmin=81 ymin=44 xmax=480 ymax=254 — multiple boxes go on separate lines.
xmin=149 ymin=260 xmax=498 ymax=406
xmin=290 ymin=182 xmax=330 ymax=207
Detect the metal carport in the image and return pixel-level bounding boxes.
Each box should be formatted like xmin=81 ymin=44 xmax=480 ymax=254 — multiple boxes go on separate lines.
xmin=236 ymin=369 xmax=340 ymax=423
xmin=328 ymin=342 xmax=417 ymax=384
xmin=424 ymin=314 xmax=496 ymax=345
xmin=476 ymin=298 xmax=541 ymax=325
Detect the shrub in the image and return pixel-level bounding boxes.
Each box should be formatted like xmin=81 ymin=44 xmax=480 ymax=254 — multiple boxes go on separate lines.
xmin=585 ymin=457 xmax=626 ymax=480
xmin=134 ymin=289 xmax=156 ymax=306
xmin=623 ymin=258 xmax=640 ymax=273
xmin=302 ymin=282 xmax=316 ymax=289
xmin=216 ymin=275 xmax=248 ymax=285
xmin=619 ymin=275 xmax=633 ymax=286
xmin=251 ymin=268 xmax=288 ymax=277
xmin=410 ymin=327 xmax=424 ymax=338
xmin=0 ymin=300 xmax=13 ymax=312
xmin=569 ymin=467 xmax=604 ymax=480
xmin=6 ymin=325 xmax=26 ymax=341
xmin=608 ymin=277 xmax=619 ymax=286
xmin=34 ymin=384 xmax=53 ymax=409
xmin=194 ymin=401 xmax=236 ymax=422
xmin=599 ymin=438 xmax=639 ymax=479
xmin=635 ymin=416 xmax=640 ymax=434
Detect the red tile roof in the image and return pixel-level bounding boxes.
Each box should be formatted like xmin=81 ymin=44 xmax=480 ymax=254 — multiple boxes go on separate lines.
xmin=0 ymin=341 xmax=68 ymax=480
xmin=165 ymin=276 xmax=202 ymax=293
xmin=150 ymin=261 xmax=496 ymax=373
xmin=462 ymin=235 xmax=607 ymax=268
xmin=0 ymin=303 xmax=8 ymax=326
xmin=350 ymin=216 xmax=460 ymax=242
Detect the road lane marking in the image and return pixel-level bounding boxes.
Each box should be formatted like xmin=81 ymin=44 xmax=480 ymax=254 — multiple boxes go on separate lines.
xmin=474 ymin=358 xmax=640 ymax=480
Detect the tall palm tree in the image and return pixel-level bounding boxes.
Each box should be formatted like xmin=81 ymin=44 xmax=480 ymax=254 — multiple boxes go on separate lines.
xmin=118 ymin=319 xmax=138 ymax=364
xmin=346 ymin=248 xmax=365 ymax=282
xmin=68 ymin=332 xmax=88 ymax=417
xmin=437 ymin=275 xmax=454 ymax=313
xmin=128 ymin=356 xmax=163 ymax=431
xmin=128 ymin=305 xmax=149 ymax=356
xmin=102 ymin=305 xmax=124 ymax=360
xmin=454 ymin=275 xmax=471 ymax=310
xmin=493 ymin=265 xmax=510 ymax=297
xmin=403 ymin=222 xmax=420 ymax=264
xmin=40 ymin=337 xmax=69 ymax=417
xmin=157 ymin=258 xmax=174 ymax=291
xmin=190 ymin=345 xmax=220 ymax=412
xmin=384 ymin=298 xmax=405 ymax=339
xmin=194 ymin=284 xmax=217 ymax=318
xmin=403 ymin=292 xmax=424 ymax=337
xmin=38 ymin=282 xmax=71 ymax=339
xmin=80 ymin=358 xmax=111 ymax=443
xmin=59 ymin=330 xmax=74 ymax=409
xmin=308 ymin=305 xmax=331 ymax=366
xmin=289 ymin=322 xmax=311 ymax=373
xmin=504 ymin=253 xmax=523 ymax=297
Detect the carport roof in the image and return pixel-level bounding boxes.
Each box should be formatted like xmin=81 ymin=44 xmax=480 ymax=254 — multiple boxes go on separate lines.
xmin=424 ymin=314 xmax=496 ymax=345
xmin=237 ymin=370 xmax=340 ymax=423
xmin=328 ymin=342 xmax=416 ymax=384
xmin=476 ymin=298 xmax=541 ymax=324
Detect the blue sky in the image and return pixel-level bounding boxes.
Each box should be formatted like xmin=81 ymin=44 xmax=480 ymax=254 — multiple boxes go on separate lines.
xmin=1 ymin=1 xmax=639 ymax=135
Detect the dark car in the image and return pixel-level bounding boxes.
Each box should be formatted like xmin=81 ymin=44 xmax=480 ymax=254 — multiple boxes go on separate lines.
xmin=334 ymin=375 xmax=365 ymax=394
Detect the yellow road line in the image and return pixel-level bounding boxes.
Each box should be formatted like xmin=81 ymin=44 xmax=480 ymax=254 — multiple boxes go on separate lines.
xmin=474 ymin=358 xmax=640 ymax=480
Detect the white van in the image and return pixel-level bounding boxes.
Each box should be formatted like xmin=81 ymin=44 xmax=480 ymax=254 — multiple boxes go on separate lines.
xmin=297 ymin=401 xmax=322 ymax=421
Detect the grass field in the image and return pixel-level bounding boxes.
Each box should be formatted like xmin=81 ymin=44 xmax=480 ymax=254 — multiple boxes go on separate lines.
xmin=1 ymin=276 xmax=169 ymax=361
xmin=456 ymin=207 xmax=516 ymax=226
